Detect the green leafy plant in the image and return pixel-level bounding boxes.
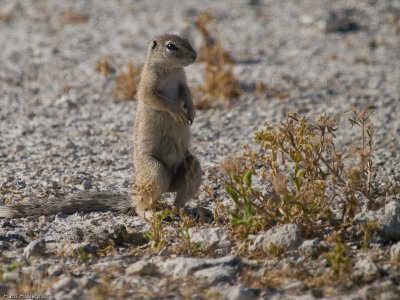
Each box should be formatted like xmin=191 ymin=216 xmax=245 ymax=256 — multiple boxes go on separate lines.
xmin=225 ymin=171 xmax=263 ymax=237
xmin=264 ymin=243 xmax=283 ymax=257
xmin=7 ymin=261 xmax=20 ymax=272
xmin=77 ymin=247 xmax=90 ymax=263
xmin=361 ymin=220 xmax=379 ymax=249
xmin=145 ymin=209 xmax=172 ymax=249
xmin=325 ymin=238 xmax=352 ymax=279
xmin=143 ymin=208 xmax=206 ymax=256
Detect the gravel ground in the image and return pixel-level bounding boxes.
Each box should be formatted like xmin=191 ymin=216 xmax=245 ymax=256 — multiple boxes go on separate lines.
xmin=0 ymin=0 xmax=399 ymax=299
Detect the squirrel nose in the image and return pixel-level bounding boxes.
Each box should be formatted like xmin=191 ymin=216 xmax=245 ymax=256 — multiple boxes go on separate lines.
xmin=191 ymin=52 xmax=197 ymax=61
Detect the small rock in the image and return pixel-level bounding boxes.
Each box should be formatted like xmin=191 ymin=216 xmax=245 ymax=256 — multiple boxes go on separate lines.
xmin=0 ymin=241 xmax=10 ymax=250
xmin=248 ymin=0 xmax=260 ymax=6
xmin=354 ymin=209 xmax=381 ymax=224
xmin=224 ymin=284 xmax=257 ymax=300
xmin=16 ymin=179 xmax=26 ymax=189
xmin=64 ymin=141 xmax=76 ymax=149
xmin=250 ymin=224 xmax=302 ymax=253
xmin=0 ymin=283 xmax=8 ymax=295
xmin=378 ymin=200 xmax=400 ymax=241
xmin=118 ymin=147 xmax=129 ymax=155
xmin=353 ymin=259 xmax=379 ymax=283
xmin=48 ymin=180 xmax=59 ymax=189
xmin=92 ymin=262 xmax=122 ymax=272
xmin=61 ymin=242 xmax=91 ymax=257
xmin=193 ymin=265 xmax=237 ymax=283
xmin=380 ymin=291 xmax=400 ymax=300
xmin=188 ymin=226 xmax=231 ymax=250
xmin=38 ymin=215 xmax=48 ymax=227
xmin=49 ymin=276 xmax=83 ymax=299
xmin=70 ymin=227 xmax=85 ymax=243
xmin=109 ymin=224 xmax=130 ymax=245
xmin=325 ymin=9 xmax=361 ymax=33
xmin=48 ymin=264 xmax=64 ymax=277
xmin=283 ymin=280 xmax=305 ymax=292
xmin=157 ymin=246 xmax=171 ymax=257
xmin=311 ymin=288 xmax=324 ymax=298
xmin=390 ymin=242 xmax=400 ymax=261
xmin=55 ymin=212 xmax=68 ymax=219
xmin=80 ymin=276 xmax=97 ymax=289
xmin=161 ymin=256 xmax=241 ymax=279
xmin=5 ymin=231 xmax=27 ymax=244
xmin=299 ymin=239 xmax=326 ymax=258
xmin=126 ymin=261 xmax=159 ymax=277
xmin=24 ymin=263 xmax=48 ymax=281
xmin=23 ymin=238 xmax=46 ymax=258
xmin=299 ymin=15 xmax=314 ymax=26
xmin=122 ymin=179 xmax=130 ymax=188
xmin=82 ymin=179 xmax=92 ymax=190
xmin=104 ymin=225 xmax=147 ymax=247
xmin=2 ymin=271 xmax=22 ymax=282
xmin=1 ymin=220 xmax=14 ymax=228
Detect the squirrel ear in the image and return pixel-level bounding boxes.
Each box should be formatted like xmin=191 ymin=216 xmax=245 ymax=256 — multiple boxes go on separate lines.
xmin=151 ymin=40 xmax=157 ymax=50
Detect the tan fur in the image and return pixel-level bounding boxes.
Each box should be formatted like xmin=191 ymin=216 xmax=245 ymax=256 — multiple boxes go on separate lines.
xmin=133 ymin=34 xmax=201 ymax=218
xmin=0 ymin=34 xmax=201 ymax=219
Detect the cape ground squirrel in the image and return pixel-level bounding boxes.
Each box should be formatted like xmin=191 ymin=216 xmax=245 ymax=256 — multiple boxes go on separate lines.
xmin=0 ymin=34 xmax=201 ymax=219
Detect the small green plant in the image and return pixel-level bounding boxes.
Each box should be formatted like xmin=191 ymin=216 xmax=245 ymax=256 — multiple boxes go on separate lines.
xmin=325 ymin=237 xmax=352 ymax=279
xmin=264 ymin=243 xmax=283 ymax=257
xmin=176 ymin=210 xmax=193 ymax=250
xmin=143 ymin=208 xmax=205 ymax=256
xmin=77 ymin=247 xmax=90 ymax=263
xmin=7 ymin=261 xmax=20 ymax=272
xmin=175 ymin=209 xmax=207 ymax=256
xmin=361 ymin=220 xmax=379 ymax=249
xmin=225 ymin=171 xmax=263 ymax=237
xmin=145 ymin=209 xmax=172 ymax=249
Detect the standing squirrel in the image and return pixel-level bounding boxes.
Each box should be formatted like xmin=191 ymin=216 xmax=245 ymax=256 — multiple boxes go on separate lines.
xmin=0 ymin=34 xmax=201 ymax=219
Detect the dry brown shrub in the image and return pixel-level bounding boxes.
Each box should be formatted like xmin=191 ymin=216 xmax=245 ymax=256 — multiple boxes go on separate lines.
xmin=223 ymin=109 xmax=376 ymax=240
xmin=4 ymin=268 xmax=58 ymax=296
xmin=266 ymin=85 xmax=290 ymax=102
xmin=132 ymin=182 xmax=155 ymax=208
xmin=255 ymin=82 xmax=267 ymax=93
xmin=113 ymin=61 xmax=142 ymax=101
xmin=0 ymin=12 xmax=12 ymax=23
xmin=194 ymin=12 xmax=240 ymax=109
xmin=95 ymin=57 xmax=114 ymax=76
xmin=220 ymin=156 xmax=249 ymax=178
xmin=195 ymin=12 xmax=233 ymax=64
xmin=61 ymin=10 xmax=89 ymax=24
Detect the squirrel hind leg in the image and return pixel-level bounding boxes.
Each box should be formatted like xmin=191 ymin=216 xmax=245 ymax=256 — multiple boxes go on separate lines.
xmin=134 ymin=156 xmax=173 ymax=216
xmin=170 ymin=153 xmax=202 ymax=208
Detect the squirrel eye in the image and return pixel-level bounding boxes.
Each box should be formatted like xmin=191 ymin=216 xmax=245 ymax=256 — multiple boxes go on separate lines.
xmin=166 ymin=43 xmax=178 ymax=50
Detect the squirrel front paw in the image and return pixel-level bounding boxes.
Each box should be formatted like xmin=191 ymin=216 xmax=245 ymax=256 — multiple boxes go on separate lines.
xmin=171 ymin=105 xmax=190 ymax=125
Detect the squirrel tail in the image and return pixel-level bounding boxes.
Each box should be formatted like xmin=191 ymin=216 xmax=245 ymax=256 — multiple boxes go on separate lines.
xmin=0 ymin=192 xmax=134 ymax=218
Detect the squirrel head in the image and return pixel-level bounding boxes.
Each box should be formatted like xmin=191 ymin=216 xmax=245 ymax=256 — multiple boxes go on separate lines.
xmin=146 ymin=34 xmax=197 ymax=69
